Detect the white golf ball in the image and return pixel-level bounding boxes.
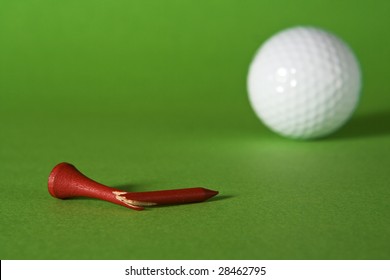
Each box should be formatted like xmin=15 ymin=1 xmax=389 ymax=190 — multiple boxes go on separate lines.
xmin=247 ymin=26 xmax=361 ymax=139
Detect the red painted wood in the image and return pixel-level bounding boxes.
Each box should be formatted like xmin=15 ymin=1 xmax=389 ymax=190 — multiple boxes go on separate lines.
xmin=48 ymin=163 xmax=144 ymax=210
xmin=124 ymin=188 xmax=218 ymax=205
xmin=48 ymin=163 xmax=218 ymax=211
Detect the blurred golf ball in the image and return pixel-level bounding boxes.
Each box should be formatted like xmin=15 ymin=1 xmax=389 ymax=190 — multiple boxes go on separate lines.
xmin=247 ymin=26 xmax=361 ymax=139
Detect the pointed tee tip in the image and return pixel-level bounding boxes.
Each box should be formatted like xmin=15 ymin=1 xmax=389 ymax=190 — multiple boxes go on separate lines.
xmin=203 ymin=188 xmax=219 ymax=200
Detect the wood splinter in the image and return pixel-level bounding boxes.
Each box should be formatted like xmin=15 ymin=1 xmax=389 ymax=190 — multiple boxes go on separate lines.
xmin=48 ymin=162 xmax=219 ymax=211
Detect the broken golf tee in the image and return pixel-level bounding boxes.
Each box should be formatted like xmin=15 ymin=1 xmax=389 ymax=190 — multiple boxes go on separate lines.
xmin=48 ymin=162 xmax=219 ymax=211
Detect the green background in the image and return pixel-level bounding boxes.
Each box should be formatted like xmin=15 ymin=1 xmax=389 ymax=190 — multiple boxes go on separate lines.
xmin=1 ymin=0 xmax=390 ymax=259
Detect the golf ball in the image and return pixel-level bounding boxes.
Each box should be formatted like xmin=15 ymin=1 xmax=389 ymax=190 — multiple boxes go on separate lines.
xmin=247 ymin=26 xmax=361 ymax=139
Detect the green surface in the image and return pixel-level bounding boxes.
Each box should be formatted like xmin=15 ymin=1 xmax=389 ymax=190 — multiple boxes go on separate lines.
xmin=1 ymin=0 xmax=390 ymax=260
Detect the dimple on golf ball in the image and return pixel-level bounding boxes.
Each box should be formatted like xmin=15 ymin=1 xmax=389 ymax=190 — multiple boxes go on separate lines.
xmin=247 ymin=26 xmax=361 ymax=139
